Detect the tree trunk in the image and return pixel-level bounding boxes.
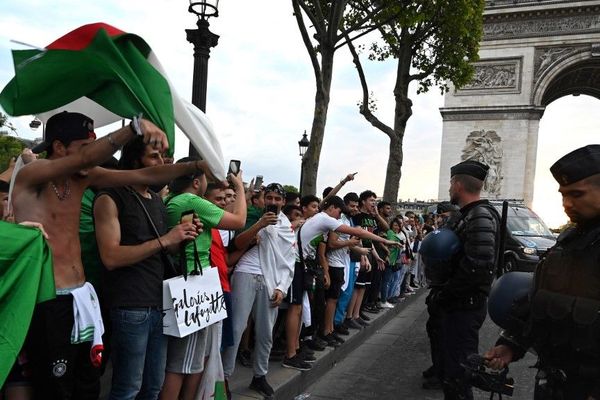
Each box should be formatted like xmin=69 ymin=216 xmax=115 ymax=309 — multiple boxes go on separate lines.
xmin=301 ymin=49 xmax=334 ymax=196
xmin=383 ymin=49 xmax=412 ymax=203
xmin=382 ymin=133 xmax=403 ymax=202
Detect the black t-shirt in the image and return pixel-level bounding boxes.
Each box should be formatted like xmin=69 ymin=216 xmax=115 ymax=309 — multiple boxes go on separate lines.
xmin=97 ymin=187 xmax=168 ymax=308
xmin=352 ymin=212 xmax=378 ymax=247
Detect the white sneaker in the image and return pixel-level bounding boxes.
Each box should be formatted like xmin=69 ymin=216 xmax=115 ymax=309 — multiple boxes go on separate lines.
xmin=380 ymin=301 xmax=394 ymax=309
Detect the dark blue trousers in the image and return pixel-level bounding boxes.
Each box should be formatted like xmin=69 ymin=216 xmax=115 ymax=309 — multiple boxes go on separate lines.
xmin=440 ymin=301 xmax=487 ymax=400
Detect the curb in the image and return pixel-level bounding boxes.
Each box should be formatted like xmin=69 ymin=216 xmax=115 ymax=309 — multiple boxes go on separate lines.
xmin=229 ymin=289 xmax=428 ymax=399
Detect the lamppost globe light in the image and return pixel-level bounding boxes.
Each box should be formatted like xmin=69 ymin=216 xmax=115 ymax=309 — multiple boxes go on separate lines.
xmin=188 ymin=0 xmax=219 ymax=20
xmin=298 ymin=130 xmax=310 ymax=158
xmin=29 ymin=118 xmax=42 ymax=130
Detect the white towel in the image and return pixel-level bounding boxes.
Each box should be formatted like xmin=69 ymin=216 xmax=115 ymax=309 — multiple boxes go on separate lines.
xmin=70 ymin=282 xmax=104 ymax=367
xmin=301 ymin=291 xmax=311 ymax=327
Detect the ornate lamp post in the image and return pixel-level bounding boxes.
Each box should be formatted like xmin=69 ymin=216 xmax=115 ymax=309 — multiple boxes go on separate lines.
xmin=186 ymin=0 xmax=220 ymax=157
xmin=298 ymin=130 xmax=310 ymax=194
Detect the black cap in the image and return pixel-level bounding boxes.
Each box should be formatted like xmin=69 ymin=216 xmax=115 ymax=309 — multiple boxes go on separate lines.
xmin=550 ymin=144 xmax=600 ymax=186
xmin=436 ymin=201 xmax=458 ymax=214
xmin=32 ymin=111 xmax=96 ymax=154
xmin=450 ymin=159 xmax=489 ymax=181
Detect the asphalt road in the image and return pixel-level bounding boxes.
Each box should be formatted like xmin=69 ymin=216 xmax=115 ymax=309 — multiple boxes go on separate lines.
xmin=304 ymin=292 xmax=537 ymax=400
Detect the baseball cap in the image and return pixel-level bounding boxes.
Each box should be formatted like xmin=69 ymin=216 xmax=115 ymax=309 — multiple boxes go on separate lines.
xmin=32 ymin=111 xmax=96 ymax=154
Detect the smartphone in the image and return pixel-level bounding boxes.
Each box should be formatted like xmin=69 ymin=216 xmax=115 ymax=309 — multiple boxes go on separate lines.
xmin=253 ymin=175 xmax=263 ymax=192
xmin=265 ymin=204 xmax=278 ymax=214
xmin=180 ymin=210 xmax=195 ymax=224
xmin=228 ymin=159 xmax=241 ymax=175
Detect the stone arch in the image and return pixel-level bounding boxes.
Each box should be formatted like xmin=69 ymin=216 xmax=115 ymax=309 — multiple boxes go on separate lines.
xmin=438 ymin=0 xmax=600 ymax=205
xmin=532 ymin=48 xmax=600 ymax=107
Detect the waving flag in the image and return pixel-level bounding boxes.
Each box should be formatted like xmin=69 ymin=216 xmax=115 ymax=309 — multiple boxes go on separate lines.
xmin=0 ymin=222 xmax=55 ymax=387
xmin=0 ymin=23 xmax=225 ymax=179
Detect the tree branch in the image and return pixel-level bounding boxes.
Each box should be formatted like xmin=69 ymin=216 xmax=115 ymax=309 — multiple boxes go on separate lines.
xmin=293 ymin=0 xmax=324 ymax=91
xmin=329 ymin=0 xmax=348 ymax=45
xmin=296 ymin=0 xmax=326 ymax=39
xmin=346 ymin=34 xmax=395 ymax=139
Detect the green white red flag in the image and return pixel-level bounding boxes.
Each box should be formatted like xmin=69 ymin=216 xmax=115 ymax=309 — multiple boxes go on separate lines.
xmin=0 ymin=22 xmax=225 ymax=179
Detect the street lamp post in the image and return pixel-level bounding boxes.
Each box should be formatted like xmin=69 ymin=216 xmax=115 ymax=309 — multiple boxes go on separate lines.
xmin=298 ymin=130 xmax=310 ymax=194
xmin=186 ymin=0 xmax=220 ymax=157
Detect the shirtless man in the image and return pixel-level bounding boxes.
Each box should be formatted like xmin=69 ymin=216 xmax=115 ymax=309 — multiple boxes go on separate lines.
xmin=10 ymin=111 xmax=217 ymax=400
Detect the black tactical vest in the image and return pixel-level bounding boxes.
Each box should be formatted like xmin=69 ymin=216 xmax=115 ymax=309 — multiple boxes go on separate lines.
xmin=528 ymin=224 xmax=600 ymax=357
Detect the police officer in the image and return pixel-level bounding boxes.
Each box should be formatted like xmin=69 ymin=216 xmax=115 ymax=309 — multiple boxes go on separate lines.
xmin=423 ymin=201 xmax=460 ymax=390
xmin=485 ymin=145 xmax=600 ymax=400
xmin=431 ymin=159 xmax=501 ymax=399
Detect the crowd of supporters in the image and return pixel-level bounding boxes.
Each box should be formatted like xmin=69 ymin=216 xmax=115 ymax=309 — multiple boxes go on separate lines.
xmin=0 ymin=112 xmax=451 ymax=400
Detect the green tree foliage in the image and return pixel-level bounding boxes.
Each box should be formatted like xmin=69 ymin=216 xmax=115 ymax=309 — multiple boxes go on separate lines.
xmin=345 ymin=0 xmax=485 ymax=202
xmin=0 ymin=135 xmax=25 ymax=171
xmin=0 ymin=112 xmax=23 ymax=171
xmin=283 ymin=184 xmax=299 ymax=194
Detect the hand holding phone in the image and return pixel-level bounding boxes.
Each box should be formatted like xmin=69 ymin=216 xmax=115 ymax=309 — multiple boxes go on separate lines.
xmin=253 ymin=175 xmax=264 ymax=192
xmin=228 ymin=159 xmax=241 ymax=176
xmin=180 ymin=210 xmax=195 ymax=225
xmin=265 ymin=204 xmax=278 ymax=215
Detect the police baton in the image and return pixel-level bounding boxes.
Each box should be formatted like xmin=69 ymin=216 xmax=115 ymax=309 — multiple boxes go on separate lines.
xmin=496 ymin=201 xmax=508 ymax=278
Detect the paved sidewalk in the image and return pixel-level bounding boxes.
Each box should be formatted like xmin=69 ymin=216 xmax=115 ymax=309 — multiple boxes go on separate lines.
xmin=228 ymin=289 xmax=429 ymax=400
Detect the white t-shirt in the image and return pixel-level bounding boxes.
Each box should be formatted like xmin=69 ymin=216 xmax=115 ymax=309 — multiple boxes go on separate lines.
xmin=235 ymin=245 xmax=261 ymax=275
xmin=299 ymin=212 xmax=343 ymax=260
xmin=326 ymin=213 xmax=352 ymax=268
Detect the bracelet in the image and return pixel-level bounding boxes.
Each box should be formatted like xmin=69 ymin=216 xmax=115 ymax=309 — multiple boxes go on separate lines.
xmin=107 ymin=133 xmax=122 ymax=150
xmin=129 ymin=113 xmax=144 ymax=136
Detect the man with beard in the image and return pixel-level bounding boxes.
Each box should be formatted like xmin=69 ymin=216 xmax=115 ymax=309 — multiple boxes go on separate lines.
xmin=485 ymin=145 xmax=600 ymax=400
xmin=430 ymin=159 xmax=500 ymax=400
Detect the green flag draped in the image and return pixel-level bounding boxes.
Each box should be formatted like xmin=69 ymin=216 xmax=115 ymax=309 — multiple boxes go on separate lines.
xmin=0 ymin=221 xmax=55 ymax=387
xmin=0 ymin=23 xmax=175 ymax=154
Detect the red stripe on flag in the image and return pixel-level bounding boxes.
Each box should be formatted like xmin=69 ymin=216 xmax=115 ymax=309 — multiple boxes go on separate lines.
xmin=46 ymin=22 xmax=126 ymax=50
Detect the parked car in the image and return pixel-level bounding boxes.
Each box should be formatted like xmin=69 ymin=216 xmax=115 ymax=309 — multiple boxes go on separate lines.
xmin=491 ymin=201 xmax=556 ymax=273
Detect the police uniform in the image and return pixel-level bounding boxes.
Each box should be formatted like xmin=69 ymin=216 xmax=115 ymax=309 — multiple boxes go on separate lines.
xmin=433 ymin=160 xmax=501 ymax=400
xmin=496 ymin=145 xmax=600 ymax=400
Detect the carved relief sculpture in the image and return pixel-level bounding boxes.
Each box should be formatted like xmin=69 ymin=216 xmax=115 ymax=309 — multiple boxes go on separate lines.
xmin=463 ymin=63 xmax=517 ymax=90
xmin=461 ymin=130 xmax=503 ymax=196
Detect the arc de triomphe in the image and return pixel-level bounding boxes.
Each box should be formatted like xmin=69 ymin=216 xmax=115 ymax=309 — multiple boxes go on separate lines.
xmin=438 ymin=0 xmax=600 ymax=204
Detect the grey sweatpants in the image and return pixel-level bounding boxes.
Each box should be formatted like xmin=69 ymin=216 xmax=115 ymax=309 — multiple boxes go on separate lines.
xmin=222 ymin=272 xmax=278 ymax=378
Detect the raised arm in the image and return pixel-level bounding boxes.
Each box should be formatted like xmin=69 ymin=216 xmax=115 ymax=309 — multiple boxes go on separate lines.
xmin=16 ymin=119 xmax=167 ymax=188
xmin=215 ymin=172 xmax=247 ymax=230
xmin=88 ymin=159 xmax=220 ymax=189
xmin=318 ymin=172 xmax=356 ymax=209
xmin=232 ymin=212 xmax=277 ymax=252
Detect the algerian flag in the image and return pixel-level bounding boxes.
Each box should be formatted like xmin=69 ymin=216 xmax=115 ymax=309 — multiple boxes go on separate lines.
xmin=0 ymin=222 xmax=55 ymax=387
xmin=0 ymin=22 xmax=225 ymax=180
xmin=196 ymin=324 xmax=227 ymax=400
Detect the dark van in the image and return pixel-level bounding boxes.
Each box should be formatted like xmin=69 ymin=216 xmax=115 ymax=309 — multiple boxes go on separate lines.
xmin=491 ymin=201 xmax=556 ymax=273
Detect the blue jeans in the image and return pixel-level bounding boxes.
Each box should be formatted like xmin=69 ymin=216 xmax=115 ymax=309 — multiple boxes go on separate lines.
xmin=394 ymin=264 xmax=409 ymax=297
xmin=109 ymin=308 xmax=167 ymax=400
xmin=380 ymin=266 xmax=394 ymax=302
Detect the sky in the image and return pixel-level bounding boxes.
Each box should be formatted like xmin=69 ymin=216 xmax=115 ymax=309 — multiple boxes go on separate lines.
xmin=1 ymin=1 xmax=598 ymax=229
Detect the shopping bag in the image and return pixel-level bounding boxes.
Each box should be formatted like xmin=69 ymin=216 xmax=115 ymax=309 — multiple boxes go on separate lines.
xmin=162 ymin=267 xmax=227 ymax=337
